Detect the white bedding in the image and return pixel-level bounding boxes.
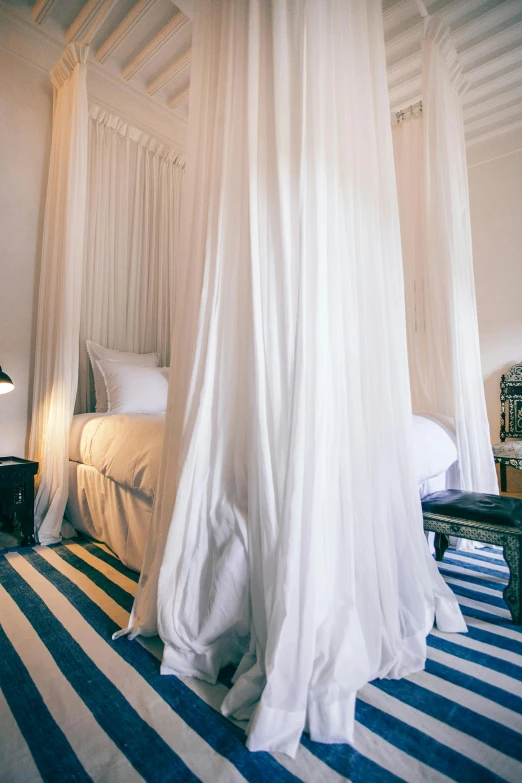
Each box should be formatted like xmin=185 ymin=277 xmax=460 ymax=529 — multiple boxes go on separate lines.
xmin=413 ymin=413 xmax=457 ymax=497
xmin=65 ymin=411 xmax=459 ymax=571
xmin=69 ymin=412 xmax=164 ymax=500
xmin=69 ymin=411 xmax=457 ymax=504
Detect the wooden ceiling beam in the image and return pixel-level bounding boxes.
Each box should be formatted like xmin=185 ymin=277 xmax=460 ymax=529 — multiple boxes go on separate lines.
xmin=147 ymin=48 xmax=191 ymax=95
xmin=65 ymin=0 xmax=118 ymax=45
xmin=96 ymin=0 xmax=158 ymax=64
xmin=464 ymin=44 xmax=522 ymax=84
xmin=466 ymin=116 xmax=522 ymax=145
xmin=459 ymin=19 xmax=522 ymax=67
xmin=430 ymin=0 xmax=486 ymax=28
xmin=386 ymin=51 xmax=421 ymax=90
xmin=383 ymin=0 xmax=415 ymax=24
xmin=122 ymin=10 xmax=188 ymax=80
xmin=463 ymin=68 xmax=522 ymax=108
xmin=385 ymin=20 xmax=422 ymax=54
xmin=388 ymin=75 xmax=422 ymax=113
xmin=31 ymin=0 xmax=57 ymax=24
xmin=168 ymin=86 xmax=189 ymax=109
xmin=463 ymin=83 xmax=522 ymax=122
xmin=464 ymin=102 xmax=522 ymax=134
xmin=453 ymin=0 xmax=522 ymax=50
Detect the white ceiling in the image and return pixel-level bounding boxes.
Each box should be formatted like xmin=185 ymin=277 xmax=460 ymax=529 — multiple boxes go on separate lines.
xmin=3 ymin=0 xmax=522 ymax=145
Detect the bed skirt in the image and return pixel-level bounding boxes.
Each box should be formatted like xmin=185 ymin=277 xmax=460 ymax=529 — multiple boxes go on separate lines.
xmin=65 ymin=462 xmax=152 ymax=572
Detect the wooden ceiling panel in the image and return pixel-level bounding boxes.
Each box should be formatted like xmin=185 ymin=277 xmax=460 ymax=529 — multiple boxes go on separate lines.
xmin=122 ymin=9 xmax=189 ymax=80
xmin=3 ymin=0 xmax=521 ymax=144
xmin=65 ymin=0 xmax=119 ymax=45
xmin=90 ymin=0 xmax=143 ymax=58
xmin=129 ymin=15 xmax=191 ymax=86
xmin=452 ymin=1 xmax=522 ymax=50
xmin=387 ymin=0 xmax=522 ymax=144
xmin=32 ymin=0 xmax=57 ymax=24
xmin=41 ymin=0 xmax=88 ymax=30
xmin=95 ymin=0 xmax=168 ymax=64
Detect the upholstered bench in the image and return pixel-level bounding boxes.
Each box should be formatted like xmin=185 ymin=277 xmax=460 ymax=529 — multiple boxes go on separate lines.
xmin=422 ymin=490 xmax=522 ymax=624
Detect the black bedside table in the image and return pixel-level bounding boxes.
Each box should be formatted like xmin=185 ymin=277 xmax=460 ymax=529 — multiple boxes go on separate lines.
xmin=0 ymin=457 xmax=38 ymax=546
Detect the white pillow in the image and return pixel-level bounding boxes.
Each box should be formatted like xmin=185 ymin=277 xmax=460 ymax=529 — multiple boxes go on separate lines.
xmin=86 ymin=340 xmax=159 ymax=412
xmin=96 ymin=360 xmax=169 ymax=414
xmin=412 ymin=414 xmax=458 ymax=483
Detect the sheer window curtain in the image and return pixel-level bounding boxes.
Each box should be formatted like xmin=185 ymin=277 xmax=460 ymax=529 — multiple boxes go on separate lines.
xmin=29 ymin=44 xmax=89 ymax=545
xmin=392 ymin=17 xmax=497 ymax=496
xmin=78 ymin=106 xmax=185 ymax=412
xmin=121 ymin=0 xmax=465 ymax=758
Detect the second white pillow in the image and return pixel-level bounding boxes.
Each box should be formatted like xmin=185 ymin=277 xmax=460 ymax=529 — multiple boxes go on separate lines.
xmin=86 ymin=340 xmax=159 ymax=413
xmin=96 ymin=360 xmax=169 ymax=414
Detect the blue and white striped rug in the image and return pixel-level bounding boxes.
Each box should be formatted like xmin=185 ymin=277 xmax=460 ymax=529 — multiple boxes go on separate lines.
xmin=0 ymin=539 xmax=521 ymax=783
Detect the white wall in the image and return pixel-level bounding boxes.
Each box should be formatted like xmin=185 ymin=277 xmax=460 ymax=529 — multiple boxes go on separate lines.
xmin=468 ymin=129 xmax=522 ymax=490
xmin=0 ymin=47 xmax=52 ymax=457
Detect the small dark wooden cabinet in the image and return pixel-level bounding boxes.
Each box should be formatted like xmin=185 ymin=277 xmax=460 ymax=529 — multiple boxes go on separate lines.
xmin=0 ymin=457 xmax=38 ymax=546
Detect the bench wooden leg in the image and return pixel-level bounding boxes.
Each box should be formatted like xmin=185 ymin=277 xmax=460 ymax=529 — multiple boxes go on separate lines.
xmin=434 ymin=533 xmax=450 ymax=562
xmin=500 ymin=462 xmax=507 ymax=493
xmin=503 ymin=538 xmax=521 ymax=624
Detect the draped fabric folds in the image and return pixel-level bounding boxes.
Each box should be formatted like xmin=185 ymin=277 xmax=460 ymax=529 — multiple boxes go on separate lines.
xmin=392 ymin=18 xmax=497 ymax=495
xmin=29 ymin=44 xmax=89 ymax=545
xmin=78 ymin=106 xmax=185 ymax=412
xmin=30 ymin=59 xmax=184 ymax=541
xmin=124 ymin=0 xmax=465 ymax=758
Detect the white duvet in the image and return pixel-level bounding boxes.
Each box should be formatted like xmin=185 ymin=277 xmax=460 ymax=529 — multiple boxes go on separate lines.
xmin=69 ymin=413 xmax=164 ymax=500
xmin=70 ymin=411 xmax=457 ymax=501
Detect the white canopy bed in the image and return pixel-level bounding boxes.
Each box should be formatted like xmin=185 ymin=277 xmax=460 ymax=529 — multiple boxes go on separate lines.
xmin=119 ymin=0 xmax=468 ymax=758
xmin=29 ymin=0 xmax=497 ymax=759
xmin=65 ymin=408 xmax=458 ymax=572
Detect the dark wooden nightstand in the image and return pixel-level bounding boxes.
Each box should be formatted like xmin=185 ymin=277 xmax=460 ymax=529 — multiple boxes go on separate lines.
xmin=0 ymin=457 xmax=38 ymax=546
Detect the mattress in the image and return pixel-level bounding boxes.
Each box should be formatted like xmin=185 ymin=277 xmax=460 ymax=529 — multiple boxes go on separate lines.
xmin=70 ymin=411 xmax=457 ymax=496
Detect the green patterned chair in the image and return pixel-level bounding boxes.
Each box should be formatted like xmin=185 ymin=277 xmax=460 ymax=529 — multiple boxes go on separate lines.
xmin=493 ymin=362 xmax=522 ymax=492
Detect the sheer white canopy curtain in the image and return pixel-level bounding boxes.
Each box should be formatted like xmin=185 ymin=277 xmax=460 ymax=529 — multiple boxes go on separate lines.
xmin=29 ymin=44 xmax=89 ymax=546
xmin=122 ymin=0 xmax=465 ymax=758
xmin=77 ymin=106 xmax=184 ymax=412
xmin=393 ymin=17 xmax=498 ymax=495
xmin=30 ymin=53 xmax=184 ymax=543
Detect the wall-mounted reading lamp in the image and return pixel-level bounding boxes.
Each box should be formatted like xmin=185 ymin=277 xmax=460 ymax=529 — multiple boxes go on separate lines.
xmin=0 ymin=367 xmax=14 ymax=394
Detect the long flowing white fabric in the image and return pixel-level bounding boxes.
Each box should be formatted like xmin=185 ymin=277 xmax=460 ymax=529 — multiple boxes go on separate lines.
xmin=29 ymin=44 xmax=89 ymax=546
xmin=124 ymin=0 xmax=466 ymax=757
xmin=392 ymin=108 xmax=429 ymax=408
xmin=392 ymin=17 xmax=497 ymax=495
xmin=77 ymin=106 xmax=184 ymax=412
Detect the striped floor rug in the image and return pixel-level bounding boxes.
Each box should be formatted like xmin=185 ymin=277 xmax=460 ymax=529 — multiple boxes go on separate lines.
xmin=0 ymin=540 xmax=521 ymax=783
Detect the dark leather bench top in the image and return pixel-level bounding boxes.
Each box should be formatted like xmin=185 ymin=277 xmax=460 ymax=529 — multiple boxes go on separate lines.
xmin=422 ymin=490 xmax=522 ymax=531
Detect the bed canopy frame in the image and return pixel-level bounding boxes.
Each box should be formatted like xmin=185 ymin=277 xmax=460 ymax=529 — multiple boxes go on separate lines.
xmin=28 ymin=0 xmax=491 ymax=756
